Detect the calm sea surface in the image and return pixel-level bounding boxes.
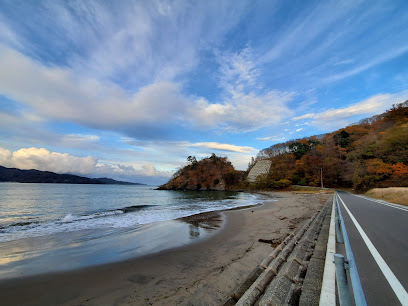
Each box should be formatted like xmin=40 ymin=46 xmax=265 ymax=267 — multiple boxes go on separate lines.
xmin=0 ymin=183 xmax=268 ymax=278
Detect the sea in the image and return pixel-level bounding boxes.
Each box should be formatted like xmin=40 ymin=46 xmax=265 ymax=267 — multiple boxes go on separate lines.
xmin=0 ymin=183 xmax=269 ymax=279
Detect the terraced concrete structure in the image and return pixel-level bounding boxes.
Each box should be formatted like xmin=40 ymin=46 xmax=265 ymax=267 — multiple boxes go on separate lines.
xmin=224 ymin=197 xmax=332 ymax=306
xmin=247 ymin=160 xmax=272 ymax=182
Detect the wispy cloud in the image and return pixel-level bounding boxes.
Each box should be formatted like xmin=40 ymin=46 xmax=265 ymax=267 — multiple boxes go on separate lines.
xmin=0 ymin=1 xmax=247 ymax=86
xmin=0 ymin=44 xmax=296 ymax=136
xmin=191 ymin=142 xmax=256 ymax=153
xmin=257 ymin=1 xmax=408 ymax=86
xmin=292 ymin=113 xmax=315 ymax=121
xmin=257 ymin=136 xmax=286 ymax=142
xmin=188 ymin=46 xmax=295 ymax=132
xmin=121 ymin=139 xmax=258 ymax=170
xmin=217 ymin=46 xmax=260 ymax=93
xmin=0 ymin=1 xmax=407 ymax=178
xmin=302 ymin=91 xmax=408 ymax=130
xmin=63 ymin=134 xmax=100 ymax=143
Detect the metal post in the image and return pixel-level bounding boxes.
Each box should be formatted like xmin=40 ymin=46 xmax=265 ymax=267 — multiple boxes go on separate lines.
xmin=335 ymin=196 xmax=344 ymax=243
xmin=321 ymin=167 xmax=323 ymax=188
xmin=334 ymin=254 xmax=352 ymax=306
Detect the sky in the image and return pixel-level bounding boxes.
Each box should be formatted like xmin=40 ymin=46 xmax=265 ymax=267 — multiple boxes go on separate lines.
xmin=0 ymin=0 xmax=408 ymax=185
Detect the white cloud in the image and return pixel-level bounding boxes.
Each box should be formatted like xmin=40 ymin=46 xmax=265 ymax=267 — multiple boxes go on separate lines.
xmin=120 ymin=138 xmax=258 ymax=171
xmin=295 ymin=128 xmax=303 ymax=132
xmin=191 ymin=142 xmax=256 ymax=153
xmin=0 ymin=45 xmax=295 ymax=135
xmin=0 ymin=21 xmax=21 ymax=48
xmin=325 ymin=44 xmax=408 ymax=83
xmin=0 ymin=46 xmax=190 ymax=131
xmin=0 ymin=147 xmax=12 ymax=166
xmin=302 ymin=91 xmax=408 ymax=130
xmin=63 ymin=134 xmax=100 ymax=143
xmin=255 ymin=1 xmax=408 ymax=88
xmin=217 ymin=46 xmax=260 ymax=92
xmin=257 ymin=136 xmax=286 ymax=142
xmin=190 ymin=90 xmax=294 ymax=132
xmin=0 ymin=147 xmax=97 ymax=175
xmin=188 ymin=47 xmax=296 ymax=132
xmin=0 ymin=146 xmax=172 ymax=184
xmin=292 ymin=113 xmax=315 ymax=121
xmin=0 ymin=1 xmax=247 ymax=86
xmin=93 ymin=161 xmax=170 ymax=178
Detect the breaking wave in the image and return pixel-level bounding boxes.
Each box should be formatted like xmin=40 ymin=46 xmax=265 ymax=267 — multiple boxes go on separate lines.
xmin=0 ymin=195 xmax=265 ymax=243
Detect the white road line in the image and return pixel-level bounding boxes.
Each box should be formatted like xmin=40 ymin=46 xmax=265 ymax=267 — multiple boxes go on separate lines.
xmin=356 ymin=194 xmax=408 ymax=210
xmin=351 ymin=194 xmax=408 ymax=212
xmin=319 ymin=196 xmax=336 ymax=305
xmin=338 ymin=194 xmax=408 ymax=305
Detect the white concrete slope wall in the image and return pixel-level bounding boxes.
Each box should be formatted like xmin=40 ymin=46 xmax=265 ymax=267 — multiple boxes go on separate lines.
xmin=247 ymin=160 xmax=272 ymax=183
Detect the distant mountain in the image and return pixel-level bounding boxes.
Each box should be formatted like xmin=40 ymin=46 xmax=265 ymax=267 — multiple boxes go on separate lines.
xmin=0 ymin=166 xmax=144 ymax=185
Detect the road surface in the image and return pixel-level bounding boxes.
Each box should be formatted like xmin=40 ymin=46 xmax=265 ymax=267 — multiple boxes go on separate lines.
xmin=336 ymin=191 xmax=408 ymax=306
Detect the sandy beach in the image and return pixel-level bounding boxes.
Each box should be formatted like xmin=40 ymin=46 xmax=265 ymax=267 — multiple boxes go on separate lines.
xmin=0 ymin=191 xmax=330 ymax=305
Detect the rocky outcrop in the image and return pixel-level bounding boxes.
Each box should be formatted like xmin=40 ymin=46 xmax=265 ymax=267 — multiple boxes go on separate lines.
xmin=158 ymin=155 xmax=244 ymax=191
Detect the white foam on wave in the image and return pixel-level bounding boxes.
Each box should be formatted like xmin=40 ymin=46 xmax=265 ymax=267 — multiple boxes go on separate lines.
xmin=61 ymin=214 xmax=75 ymax=222
xmin=0 ymin=193 xmax=268 ymax=243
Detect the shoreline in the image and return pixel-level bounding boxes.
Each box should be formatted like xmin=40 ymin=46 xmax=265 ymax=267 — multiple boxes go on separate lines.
xmin=0 ymin=191 xmax=330 ymax=305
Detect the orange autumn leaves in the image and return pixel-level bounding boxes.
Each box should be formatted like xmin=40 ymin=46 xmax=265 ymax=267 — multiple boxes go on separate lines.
xmin=366 ymin=159 xmax=408 ymax=177
xmin=255 ymin=101 xmax=408 ymax=191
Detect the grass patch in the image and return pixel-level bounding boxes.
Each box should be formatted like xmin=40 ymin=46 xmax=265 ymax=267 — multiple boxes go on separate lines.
xmin=287 ymin=185 xmax=334 ymax=194
xmin=365 ymin=187 xmax=408 ymax=206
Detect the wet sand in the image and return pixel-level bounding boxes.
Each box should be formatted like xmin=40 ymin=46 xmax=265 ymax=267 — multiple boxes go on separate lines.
xmin=0 ymin=192 xmax=330 ymax=305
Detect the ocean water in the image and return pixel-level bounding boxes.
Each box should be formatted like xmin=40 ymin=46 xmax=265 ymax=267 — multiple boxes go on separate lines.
xmin=0 ymin=183 xmax=261 ymax=243
xmin=0 ymin=183 xmax=268 ymax=278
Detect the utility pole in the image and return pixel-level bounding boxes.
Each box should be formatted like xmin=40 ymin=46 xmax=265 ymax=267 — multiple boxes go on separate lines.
xmin=320 ymin=167 xmax=324 ymax=188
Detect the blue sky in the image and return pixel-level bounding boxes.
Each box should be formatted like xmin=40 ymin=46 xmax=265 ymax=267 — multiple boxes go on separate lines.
xmin=0 ymin=0 xmax=408 ymax=185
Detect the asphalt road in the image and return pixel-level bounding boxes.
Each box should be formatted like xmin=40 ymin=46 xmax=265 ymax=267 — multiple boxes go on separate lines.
xmin=336 ymin=191 xmax=408 ymax=306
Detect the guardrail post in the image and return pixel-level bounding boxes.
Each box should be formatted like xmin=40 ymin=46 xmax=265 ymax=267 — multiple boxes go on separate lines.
xmin=335 ymin=195 xmax=344 ymax=243
xmin=334 ymin=254 xmax=352 ymax=306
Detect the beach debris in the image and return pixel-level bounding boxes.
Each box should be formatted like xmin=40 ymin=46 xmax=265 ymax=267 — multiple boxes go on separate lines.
xmin=258 ymin=238 xmax=283 ymax=247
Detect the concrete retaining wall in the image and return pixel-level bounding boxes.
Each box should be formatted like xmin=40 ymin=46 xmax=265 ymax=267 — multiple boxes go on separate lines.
xmin=247 ymin=160 xmax=272 ymax=183
xmin=224 ymin=197 xmax=333 ymax=306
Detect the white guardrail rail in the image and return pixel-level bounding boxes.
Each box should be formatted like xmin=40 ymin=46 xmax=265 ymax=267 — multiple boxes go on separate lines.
xmin=333 ymin=191 xmax=367 ymax=306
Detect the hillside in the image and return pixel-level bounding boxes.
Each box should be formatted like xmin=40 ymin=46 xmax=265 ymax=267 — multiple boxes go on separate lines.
xmin=253 ymin=101 xmax=408 ymax=192
xmin=158 ymin=154 xmax=244 ymax=191
xmin=0 ymin=166 xmax=143 ymax=185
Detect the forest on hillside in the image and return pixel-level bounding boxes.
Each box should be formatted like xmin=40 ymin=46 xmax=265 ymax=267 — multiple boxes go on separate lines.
xmin=250 ymin=101 xmax=408 ymax=192
xmin=158 ymin=154 xmax=244 ymax=190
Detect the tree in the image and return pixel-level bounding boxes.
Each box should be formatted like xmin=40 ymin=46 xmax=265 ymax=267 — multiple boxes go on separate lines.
xmin=187 ymin=156 xmax=197 ymax=165
xmin=333 ymin=130 xmax=351 ymax=148
xmin=289 ymin=141 xmax=310 ymax=159
xmin=247 ymin=157 xmax=256 ymax=172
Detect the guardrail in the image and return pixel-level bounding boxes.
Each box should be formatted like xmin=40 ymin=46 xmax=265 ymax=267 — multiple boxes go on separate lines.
xmin=334 ymin=191 xmax=367 ymax=306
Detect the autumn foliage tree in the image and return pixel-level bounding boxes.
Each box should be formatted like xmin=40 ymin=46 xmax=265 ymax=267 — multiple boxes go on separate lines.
xmin=256 ymin=101 xmax=408 ymax=192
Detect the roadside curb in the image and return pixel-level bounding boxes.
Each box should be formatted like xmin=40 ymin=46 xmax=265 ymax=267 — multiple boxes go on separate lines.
xmin=319 ymin=195 xmax=336 ymax=305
